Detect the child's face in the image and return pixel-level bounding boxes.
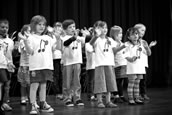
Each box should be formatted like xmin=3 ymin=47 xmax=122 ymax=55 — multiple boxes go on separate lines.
xmin=137 ymin=26 xmax=146 ymax=38
xmin=116 ymin=30 xmax=123 ymax=41
xmin=128 ymin=31 xmax=139 ymax=44
xmin=54 ymin=26 xmax=63 ymax=34
xmin=35 ymin=21 xmax=46 ymax=35
xmin=65 ymin=23 xmax=76 ymax=35
xmin=26 ymin=26 xmax=31 ymax=34
xmin=0 ymin=22 xmax=9 ymax=37
xmin=99 ymin=25 xmax=108 ymax=36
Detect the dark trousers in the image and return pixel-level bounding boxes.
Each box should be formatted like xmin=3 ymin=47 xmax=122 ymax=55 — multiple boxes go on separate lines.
xmin=86 ymin=69 xmax=95 ymax=97
xmin=52 ymin=59 xmax=62 ymax=95
xmin=140 ymin=68 xmax=148 ymax=96
xmin=116 ymin=78 xmax=126 ymax=96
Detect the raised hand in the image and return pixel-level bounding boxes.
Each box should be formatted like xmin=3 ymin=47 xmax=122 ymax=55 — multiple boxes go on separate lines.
xmin=149 ymin=40 xmax=157 ymax=48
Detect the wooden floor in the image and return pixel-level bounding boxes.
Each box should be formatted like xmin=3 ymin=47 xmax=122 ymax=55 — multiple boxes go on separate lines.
xmin=5 ymin=87 xmax=172 ymax=115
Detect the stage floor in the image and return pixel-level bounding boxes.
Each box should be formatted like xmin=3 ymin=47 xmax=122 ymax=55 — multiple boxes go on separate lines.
xmin=5 ymin=87 xmax=172 ymax=115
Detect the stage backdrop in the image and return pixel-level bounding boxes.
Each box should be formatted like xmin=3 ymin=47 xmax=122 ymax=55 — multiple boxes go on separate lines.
xmin=0 ymin=0 xmax=172 ymax=95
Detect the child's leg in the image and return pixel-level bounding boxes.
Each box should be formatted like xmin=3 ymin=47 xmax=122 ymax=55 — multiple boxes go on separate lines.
xmin=39 ymin=82 xmax=46 ymax=102
xmin=127 ymin=75 xmax=135 ymax=103
xmin=20 ymin=83 xmax=27 ymax=102
xmin=134 ymin=75 xmax=144 ymax=104
xmin=30 ymin=83 xmax=39 ymax=104
xmin=39 ymin=82 xmax=54 ymax=112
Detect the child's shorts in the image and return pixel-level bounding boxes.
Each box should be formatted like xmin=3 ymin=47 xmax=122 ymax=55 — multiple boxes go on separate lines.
xmin=127 ymin=74 xmax=143 ymax=80
xmin=30 ymin=69 xmax=53 ymax=83
xmin=114 ymin=65 xmax=127 ymax=78
xmin=0 ymin=69 xmax=9 ymax=83
xmin=17 ymin=66 xmax=30 ymax=87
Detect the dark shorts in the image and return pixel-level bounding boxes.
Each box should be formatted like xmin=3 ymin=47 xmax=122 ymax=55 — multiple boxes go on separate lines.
xmin=30 ymin=69 xmax=53 ymax=83
xmin=114 ymin=65 xmax=127 ymax=79
xmin=0 ymin=69 xmax=9 ymax=82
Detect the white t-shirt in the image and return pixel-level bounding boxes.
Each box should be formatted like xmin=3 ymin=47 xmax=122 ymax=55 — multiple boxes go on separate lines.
xmin=18 ymin=40 xmax=29 ymax=66
xmin=0 ymin=39 xmax=8 ymax=68
xmin=28 ymin=34 xmax=55 ymax=71
xmin=125 ymin=42 xmax=146 ymax=74
xmin=85 ymin=43 xmax=95 ymax=70
xmin=93 ymin=37 xmax=117 ymax=67
xmin=61 ymin=35 xmax=85 ymax=66
xmin=52 ymin=35 xmax=62 ymax=59
xmin=114 ymin=41 xmax=127 ymax=67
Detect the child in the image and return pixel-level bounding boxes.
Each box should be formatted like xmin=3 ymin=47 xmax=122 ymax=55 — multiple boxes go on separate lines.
xmin=109 ymin=25 xmax=128 ymax=103
xmin=20 ymin=15 xmax=56 ymax=114
xmin=0 ymin=19 xmax=14 ymax=113
xmin=51 ymin=22 xmax=63 ymax=99
xmin=85 ymin=31 xmax=97 ymax=101
xmin=17 ymin=24 xmax=30 ymax=105
xmin=134 ymin=23 xmax=157 ymax=101
xmin=88 ymin=20 xmax=118 ymax=108
xmin=61 ymin=19 xmax=88 ymax=107
xmin=124 ymin=27 xmax=151 ymax=105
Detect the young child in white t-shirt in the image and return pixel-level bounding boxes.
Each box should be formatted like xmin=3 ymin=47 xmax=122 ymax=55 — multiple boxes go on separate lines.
xmin=88 ymin=20 xmax=118 ymax=108
xmin=20 ymin=15 xmax=58 ymax=114
xmin=124 ymin=27 xmax=151 ymax=105
xmin=109 ymin=25 xmax=128 ymax=103
xmin=61 ymin=19 xmax=89 ymax=107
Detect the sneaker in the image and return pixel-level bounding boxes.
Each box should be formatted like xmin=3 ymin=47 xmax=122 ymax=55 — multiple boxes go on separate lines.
xmin=97 ymin=102 xmax=105 ymax=108
xmin=143 ymin=95 xmax=150 ymax=100
xmin=128 ymin=100 xmax=136 ymax=105
xmin=21 ymin=100 xmax=27 ymax=105
xmin=56 ymin=94 xmax=64 ymax=100
xmin=135 ymin=98 xmax=144 ymax=105
xmin=30 ymin=103 xmax=39 ymax=115
xmin=40 ymin=102 xmax=54 ymax=113
xmin=120 ymin=96 xmax=128 ymax=102
xmin=1 ymin=103 xmax=12 ymax=111
xmin=113 ymin=97 xmax=123 ymax=103
xmin=90 ymin=96 xmax=97 ymax=101
xmin=65 ymin=101 xmax=74 ymax=107
xmin=106 ymin=102 xmax=118 ymax=108
xmin=76 ymin=100 xmax=84 ymax=106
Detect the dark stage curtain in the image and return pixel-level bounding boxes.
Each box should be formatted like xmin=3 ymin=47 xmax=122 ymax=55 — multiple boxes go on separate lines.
xmin=0 ymin=0 xmax=172 ymax=95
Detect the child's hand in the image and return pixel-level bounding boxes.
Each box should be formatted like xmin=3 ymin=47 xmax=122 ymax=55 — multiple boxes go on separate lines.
xmin=149 ymin=40 xmax=157 ymax=48
xmin=7 ymin=63 xmax=15 ymax=73
xmin=18 ymin=32 xmax=27 ymax=41
xmin=80 ymin=27 xmax=90 ymax=37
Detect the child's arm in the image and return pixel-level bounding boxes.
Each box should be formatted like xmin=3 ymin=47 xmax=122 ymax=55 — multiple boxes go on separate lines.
xmin=112 ymin=44 xmax=126 ymax=55
xmin=142 ymin=40 xmax=151 ymax=56
xmin=126 ymin=56 xmax=137 ymax=63
xmin=89 ymin=28 xmax=101 ymax=45
xmin=63 ymin=37 xmax=76 ymax=46
xmin=18 ymin=32 xmax=33 ymax=55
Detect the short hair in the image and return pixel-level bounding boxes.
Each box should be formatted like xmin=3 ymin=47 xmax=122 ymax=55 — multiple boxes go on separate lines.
xmin=53 ymin=22 xmax=62 ymax=27
xmin=62 ymin=19 xmax=75 ymax=30
xmin=0 ymin=19 xmax=9 ymax=24
xmin=93 ymin=20 xmax=107 ymax=28
xmin=134 ymin=23 xmax=146 ymax=30
xmin=30 ymin=15 xmax=47 ymax=34
xmin=124 ymin=27 xmax=138 ymax=43
xmin=109 ymin=25 xmax=122 ymax=38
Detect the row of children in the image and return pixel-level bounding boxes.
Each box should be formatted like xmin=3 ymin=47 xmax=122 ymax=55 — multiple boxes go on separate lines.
xmin=0 ymin=15 xmax=156 ymax=115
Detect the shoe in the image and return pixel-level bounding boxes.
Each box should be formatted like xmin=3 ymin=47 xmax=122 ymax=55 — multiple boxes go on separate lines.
xmin=135 ymin=98 xmax=144 ymax=105
xmin=97 ymin=102 xmax=105 ymax=108
xmin=90 ymin=96 xmax=97 ymax=101
xmin=128 ymin=100 xmax=136 ymax=105
xmin=21 ymin=100 xmax=27 ymax=105
xmin=76 ymin=100 xmax=84 ymax=106
xmin=56 ymin=94 xmax=64 ymax=100
xmin=30 ymin=103 xmax=39 ymax=115
xmin=1 ymin=103 xmax=12 ymax=111
xmin=65 ymin=101 xmax=74 ymax=107
xmin=120 ymin=96 xmax=128 ymax=102
xmin=40 ymin=101 xmax=54 ymax=113
xmin=143 ymin=95 xmax=150 ymax=100
xmin=106 ymin=102 xmax=118 ymax=108
xmin=113 ymin=97 xmax=123 ymax=103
